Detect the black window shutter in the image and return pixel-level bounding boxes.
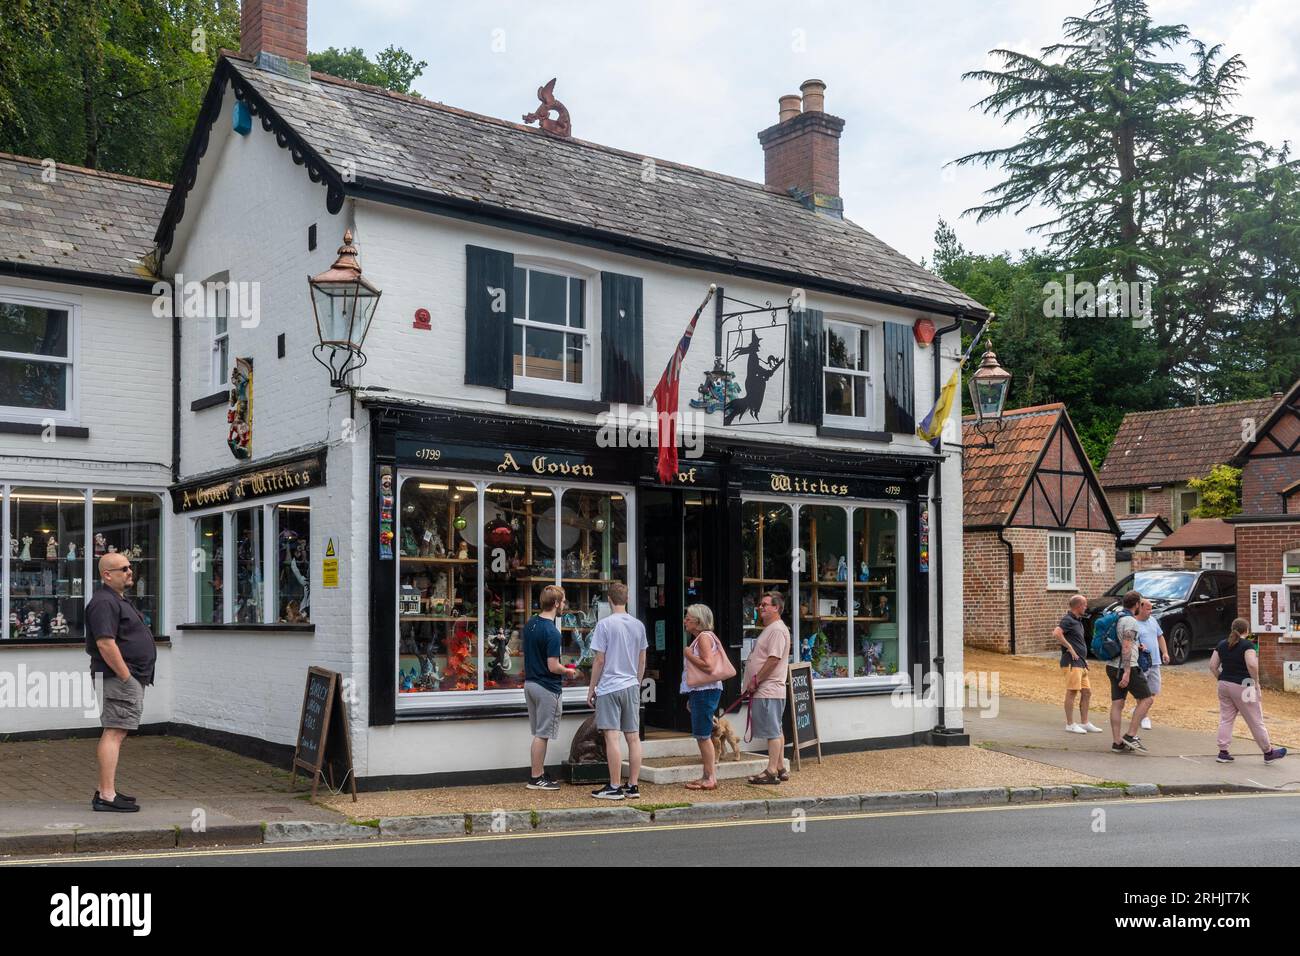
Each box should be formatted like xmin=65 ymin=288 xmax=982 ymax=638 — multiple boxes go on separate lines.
xmin=464 ymin=245 xmax=514 ymax=389
xmin=883 ymin=321 xmax=915 ymax=434
xmin=788 ymin=309 xmax=824 ymax=425
xmin=600 ymin=272 xmax=644 ymax=404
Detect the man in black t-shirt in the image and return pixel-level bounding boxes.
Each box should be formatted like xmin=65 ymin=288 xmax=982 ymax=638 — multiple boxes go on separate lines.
xmin=85 ymin=552 xmax=157 ymax=812
xmin=1053 ymin=594 xmax=1102 ymax=735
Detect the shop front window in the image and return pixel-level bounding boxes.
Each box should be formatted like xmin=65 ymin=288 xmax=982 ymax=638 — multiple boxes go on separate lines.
xmin=743 ymin=496 xmax=904 ymax=684
xmin=194 ymin=514 xmax=223 ymax=623
xmin=233 ymin=508 xmax=264 ymax=623
xmin=7 ymin=487 xmax=86 ymax=640
xmin=92 ymin=493 xmax=162 ymax=633
xmin=276 ymin=501 xmax=311 ymax=623
xmin=398 ymin=479 xmax=481 ymax=693
xmin=397 ymin=478 xmax=634 ymax=699
xmin=799 ymin=505 xmax=850 ymax=678
xmin=741 ymin=501 xmax=793 ymax=639
xmin=853 ymin=507 xmax=899 ymax=677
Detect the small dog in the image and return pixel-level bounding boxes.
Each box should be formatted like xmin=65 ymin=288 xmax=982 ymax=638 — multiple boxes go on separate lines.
xmin=711 ymin=712 xmax=742 ymax=761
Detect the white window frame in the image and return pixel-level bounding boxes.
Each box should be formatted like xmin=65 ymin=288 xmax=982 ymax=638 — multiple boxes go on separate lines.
xmin=394 ymin=472 xmax=635 ymax=712
xmin=822 ymin=316 xmax=882 ymax=430
xmin=510 ymin=260 xmax=598 ymax=399
xmin=741 ymin=493 xmax=909 ymax=689
xmin=0 ymin=285 xmax=80 ymax=425
xmin=209 ymin=275 xmax=230 ymax=391
xmin=1047 ymin=531 xmax=1076 ymax=590
xmin=185 ymin=490 xmax=310 ymax=626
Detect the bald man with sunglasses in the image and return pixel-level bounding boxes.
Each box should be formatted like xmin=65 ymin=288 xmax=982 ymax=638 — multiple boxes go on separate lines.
xmin=85 ymin=552 xmax=157 ymax=812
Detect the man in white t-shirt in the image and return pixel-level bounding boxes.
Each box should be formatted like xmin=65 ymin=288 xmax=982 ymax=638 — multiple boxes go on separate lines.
xmin=586 ymin=581 xmax=647 ymax=800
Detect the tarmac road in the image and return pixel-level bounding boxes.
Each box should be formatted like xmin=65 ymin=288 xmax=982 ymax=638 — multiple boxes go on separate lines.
xmin=16 ymin=791 xmax=1300 ymax=867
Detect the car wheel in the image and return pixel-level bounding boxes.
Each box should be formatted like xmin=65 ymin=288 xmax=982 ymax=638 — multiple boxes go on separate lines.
xmin=1168 ymin=623 xmax=1191 ymax=665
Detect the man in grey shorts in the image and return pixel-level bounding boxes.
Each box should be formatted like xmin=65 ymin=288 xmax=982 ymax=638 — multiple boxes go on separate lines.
xmin=85 ymin=551 xmax=157 ymax=812
xmin=743 ymin=592 xmax=791 ymax=784
xmin=523 ymin=585 xmax=576 ymax=790
xmin=586 ymin=582 xmax=647 ymax=800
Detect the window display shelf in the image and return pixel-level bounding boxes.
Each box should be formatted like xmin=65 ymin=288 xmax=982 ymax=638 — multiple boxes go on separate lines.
xmin=742 ymin=577 xmax=789 ymax=585
xmin=803 ymin=615 xmax=889 ymax=623
xmin=399 ymin=614 xmax=470 ymax=622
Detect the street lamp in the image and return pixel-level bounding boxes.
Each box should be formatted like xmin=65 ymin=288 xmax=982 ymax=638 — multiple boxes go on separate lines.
xmin=968 ymin=345 xmax=1012 ymax=445
xmin=309 ymin=229 xmax=382 ymax=391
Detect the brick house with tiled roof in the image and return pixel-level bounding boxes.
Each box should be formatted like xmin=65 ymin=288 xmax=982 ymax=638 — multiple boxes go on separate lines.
xmin=1226 ymin=377 xmax=1300 ymax=690
xmin=1098 ymin=396 xmax=1281 ymax=532
xmin=963 ymin=404 xmax=1120 ymax=654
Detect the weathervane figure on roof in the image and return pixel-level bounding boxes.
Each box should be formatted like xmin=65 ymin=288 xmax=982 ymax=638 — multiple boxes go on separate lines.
xmin=523 ymin=78 xmax=571 ymax=137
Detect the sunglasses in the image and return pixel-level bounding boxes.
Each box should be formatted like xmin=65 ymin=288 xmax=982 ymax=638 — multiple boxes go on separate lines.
xmin=107 ymin=565 xmax=134 ymax=574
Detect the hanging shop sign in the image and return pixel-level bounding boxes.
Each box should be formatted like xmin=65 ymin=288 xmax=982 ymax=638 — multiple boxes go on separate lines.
xmin=170 ymin=450 xmax=326 ymax=513
xmin=394 ymin=439 xmax=629 ymax=482
xmin=227 ymin=356 xmax=253 ymax=460
xmin=742 ymin=469 xmax=911 ymax=501
xmin=722 ymin=323 xmax=787 ymax=426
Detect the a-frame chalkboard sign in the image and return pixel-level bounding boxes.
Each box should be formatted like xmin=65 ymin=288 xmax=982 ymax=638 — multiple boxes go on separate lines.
xmin=782 ymin=662 xmax=822 ymax=771
xmin=290 ymin=667 xmax=358 ymax=801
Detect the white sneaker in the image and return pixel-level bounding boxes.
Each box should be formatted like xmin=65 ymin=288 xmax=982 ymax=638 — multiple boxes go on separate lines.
xmin=1081 ymin=722 xmax=1104 ymax=733
xmin=1066 ymin=723 xmax=1088 ymax=734
xmin=1140 ymin=717 xmax=1152 ymax=730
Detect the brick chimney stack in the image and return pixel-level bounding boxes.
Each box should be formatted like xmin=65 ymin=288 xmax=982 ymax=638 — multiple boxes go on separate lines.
xmin=758 ymin=79 xmax=845 ymax=218
xmin=241 ymin=0 xmax=310 ymax=81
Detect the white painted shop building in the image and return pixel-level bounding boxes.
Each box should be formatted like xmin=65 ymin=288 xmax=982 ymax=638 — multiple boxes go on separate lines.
xmin=3 ymin=1 xmax=993 ymax=787
xmin=0 ymin=153 xmax=175 ymax=735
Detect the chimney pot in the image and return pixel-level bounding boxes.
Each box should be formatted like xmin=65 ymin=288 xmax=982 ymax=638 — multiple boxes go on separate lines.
xmin=800 ymin=79 xmax=826 ymax=112
xmin=778 ymin=95 xmax=802 ymax=123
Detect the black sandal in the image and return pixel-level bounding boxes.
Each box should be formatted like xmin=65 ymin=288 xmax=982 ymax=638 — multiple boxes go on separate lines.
xmin=747 ymin=770 xmax=782 ymax=785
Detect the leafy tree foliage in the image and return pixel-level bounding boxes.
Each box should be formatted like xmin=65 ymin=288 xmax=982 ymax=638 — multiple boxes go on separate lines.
xmin=308 ymin=46 xmax=426 ymax=96
xmin=1188 ymin=464 xmax=1242 ymax=519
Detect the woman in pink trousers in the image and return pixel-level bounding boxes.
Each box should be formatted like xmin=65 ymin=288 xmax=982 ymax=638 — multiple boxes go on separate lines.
xmin=1209 ymin=618 xmax=1287 ymax=764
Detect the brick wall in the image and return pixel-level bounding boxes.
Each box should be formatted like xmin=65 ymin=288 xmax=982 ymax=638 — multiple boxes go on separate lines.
xmin=1133 ymin=549 xmax=1197 ymax=571
xmin=1234 ymin=520 xmax=1300 ymax=687
xmin=758 ymin=112 xmax=844 ymax=199
xmin=963 ymin=528 xmax=1116 ymax=654
xmin=1242 ymin=457 xmax=1300 ymax=515
xmin=240 ymin=0 xmax=308 ymax=63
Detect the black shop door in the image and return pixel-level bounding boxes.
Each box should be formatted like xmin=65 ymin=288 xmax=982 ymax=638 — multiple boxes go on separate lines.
xmin=640 ymin=488 xmax=718 ymax=733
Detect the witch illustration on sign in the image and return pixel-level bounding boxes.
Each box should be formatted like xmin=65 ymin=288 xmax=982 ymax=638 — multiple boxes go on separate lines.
xmin=723 ymin=330 xmax=785 ymax=425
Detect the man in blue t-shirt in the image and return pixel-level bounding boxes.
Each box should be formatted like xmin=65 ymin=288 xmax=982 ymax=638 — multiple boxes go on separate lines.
xmin=523 ymin=584 xmax=575 ymax=790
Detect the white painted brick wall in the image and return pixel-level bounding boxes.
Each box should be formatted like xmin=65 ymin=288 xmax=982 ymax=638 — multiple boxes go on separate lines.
xmin=0 ymin=646 xmax=172 ymax=734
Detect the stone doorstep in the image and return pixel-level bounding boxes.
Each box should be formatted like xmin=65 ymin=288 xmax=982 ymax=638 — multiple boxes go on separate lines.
xmin=624 ymin=755 xmax=790 ymax=784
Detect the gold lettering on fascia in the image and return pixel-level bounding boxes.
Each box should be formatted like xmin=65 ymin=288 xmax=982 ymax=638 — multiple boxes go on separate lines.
xmin=184 ymin=464 xmax=315 ymax=510
xmin=768 ymin=473 xmax=848 ymax=496
xmin=495 ymin=450 xmax=594 ymax=478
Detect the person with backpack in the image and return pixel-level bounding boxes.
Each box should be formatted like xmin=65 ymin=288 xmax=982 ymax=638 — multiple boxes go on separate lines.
xmin=1053 ymin=594 xmax=1102 ymax=734
xmin=1209 ymin=618 xmax=1287 ymax=764
xmin=1135 ymin=598 xmax=1169 ymax=730
xmin=1096 ymin=590 xmax=1153 ymax=752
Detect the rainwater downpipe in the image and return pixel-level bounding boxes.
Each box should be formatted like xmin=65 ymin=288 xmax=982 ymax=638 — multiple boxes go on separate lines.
xmin=998 ymin=526 xmax=1017 ymax=655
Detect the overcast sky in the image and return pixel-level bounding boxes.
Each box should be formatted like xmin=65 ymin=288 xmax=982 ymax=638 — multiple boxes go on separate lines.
xmin=307 ymin=0 xmax=1299 ymax=264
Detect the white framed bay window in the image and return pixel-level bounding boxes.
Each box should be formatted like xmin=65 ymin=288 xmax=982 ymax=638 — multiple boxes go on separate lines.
xmin=511 ymin=262 xmax=595 ymax=397
xmin=1047 ymin=532 xmax=1076 ymax=589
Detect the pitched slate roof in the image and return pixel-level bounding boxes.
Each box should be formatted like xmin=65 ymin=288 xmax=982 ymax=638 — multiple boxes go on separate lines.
xmin=168 ymin=55 xmax=986 ymax=316
xmin=1117 ymin=513 xmax=1172 ymax=547
xmin=0 ymin=152 xmax=168 ymax=284
xmin=1153 ymin=517 xmax=1235 ymax=552
xmin=961 ymin=404 xmax=1064 ymax=526
xmin=1098 ymin=396 xmax=1280 ymax=488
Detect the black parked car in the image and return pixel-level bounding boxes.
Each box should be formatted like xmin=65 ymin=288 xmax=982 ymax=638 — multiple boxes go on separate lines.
xmin=1085 ymin=569 xmax=1236 ymax=665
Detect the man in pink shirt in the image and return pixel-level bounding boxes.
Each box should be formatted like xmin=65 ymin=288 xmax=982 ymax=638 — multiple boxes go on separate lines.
xmin=743 ymin=591 xmax=791 ymax=784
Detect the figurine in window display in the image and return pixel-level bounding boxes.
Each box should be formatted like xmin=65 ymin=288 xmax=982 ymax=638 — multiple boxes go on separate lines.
xmin=24 ymin=611 xmax=42 ymax=639
xmin=107 ymin=543 xmax=117 ymax=553
xmin=457 ymin=540 xmax=469 ymax=560
xmin=49 ymin=612 xmax=69 ymax=636
xmin=46 ymin=536 xmax=57 ymax=560
xmin=285 ymin=542 xmax=309 ymax=619
xmin=94 ymin=533 xmax=106 ymax=556
xmin=283 ymin=599 xmax=308 ymax=624
xmin=487 ymin=628 xmax=511 ymax=681
xmin=20 ymin=535 xmax=32 ymax=561
xmin=402 ymin=525 xmax=418 ymax=556
xmin=67 ymin=541 xmax=77 ymax=562
xmin=836 ymin=556 xmax=848 ymax=582
xmin=129 ymin=543 xmax=142 ymax=560
xmin=9 ymin=612 xmax=20 ymax=639
xmin=859 ymin=561 xmax=869 ymax=582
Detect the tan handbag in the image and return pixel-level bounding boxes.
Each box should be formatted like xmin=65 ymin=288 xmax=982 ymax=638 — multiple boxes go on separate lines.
xmin=684 ymin=630 xmax=737 ymax=687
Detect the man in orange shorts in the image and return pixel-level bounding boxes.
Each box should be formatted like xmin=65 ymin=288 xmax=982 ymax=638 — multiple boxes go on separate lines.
xmin=1054 ymin=594 xmax=1102 ymax=734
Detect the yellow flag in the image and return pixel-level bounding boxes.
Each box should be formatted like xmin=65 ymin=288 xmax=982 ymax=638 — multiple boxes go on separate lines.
xmin=917 ymin=367 xmax=960 ymax=451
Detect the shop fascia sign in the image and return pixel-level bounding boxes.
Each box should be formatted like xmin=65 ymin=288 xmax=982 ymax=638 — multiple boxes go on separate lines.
xmin=744 ymin=469 xmax=909 ymax=500
xmin=395 ymin=439 xmax=621 ymax=481
xmin=171 ymin=452 xmax=326 ymax=513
